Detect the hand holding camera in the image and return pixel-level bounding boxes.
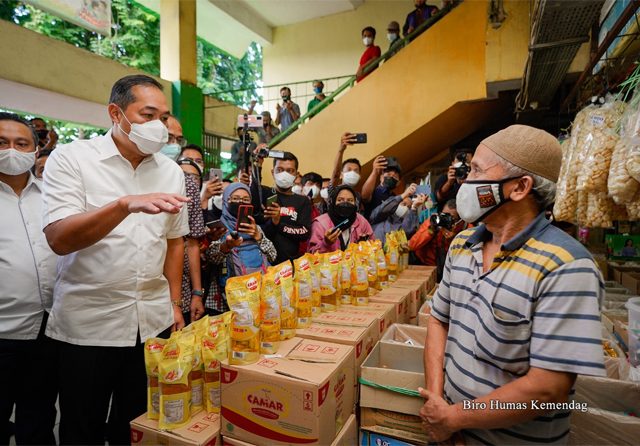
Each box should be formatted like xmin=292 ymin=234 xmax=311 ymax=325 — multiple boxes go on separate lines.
xmin=430 ymin=212 xmax=455 ymax=230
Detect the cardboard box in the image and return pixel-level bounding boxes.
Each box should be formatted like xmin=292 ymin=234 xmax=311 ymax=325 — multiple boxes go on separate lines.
xmin=359 ymin=342 xmax=427 ymax=445
xmin=380 ymin=324 xmax=427 ymax=348
xmin=609 ymin=264 xmax=640 ymax=284
xmin=387 ymin=280 xmax=426 ymax=322
xmin=131 ymin=411 xmax=221 ymax=446
xmin=332 ymin=413 xmax=357 ymax=446
xmin=221 ymin=437 xmax=255 ymax=446
xmin=370 ymin=289 xmax=410 ymax=324
xmin=312 ymin=311 xmax=382 ymax=340
xmin=221 ymin=338 xmax=355 ymax=445
xmin=334 ymin=304 xmax=395 ymax=338
xmin=296 ymin=322 xmax=376 ymax=374
xmin=601 ymin=310 xmax=628 ymax=338
xmin=621 ymin=272 xmax=640 ymax=294
xmin=399 ymin=266 xmax=437 ymax=291
xmin=417 ymin=300 xmax=430 ymax=327
xmin=341 ymin=302 xmax=397 ymax=326
xmin=360 ymin=429 xmax=422 ymax=446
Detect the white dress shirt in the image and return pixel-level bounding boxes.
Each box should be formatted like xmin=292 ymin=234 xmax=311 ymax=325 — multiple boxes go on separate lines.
xmin=0 ymin=174 xmax=57 ymax=340
xmin=42 ymin=130 xmax=189 ymax=347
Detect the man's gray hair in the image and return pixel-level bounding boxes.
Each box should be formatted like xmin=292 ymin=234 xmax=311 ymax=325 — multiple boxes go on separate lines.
xmin=494 ymin=153 xmax=557 ymax=210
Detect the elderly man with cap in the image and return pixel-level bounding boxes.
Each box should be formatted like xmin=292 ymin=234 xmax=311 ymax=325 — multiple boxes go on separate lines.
xmin=420 ymin=125 xmax=605 ymax=445
xmin=258 ymin=110 xmax=280 ymax=145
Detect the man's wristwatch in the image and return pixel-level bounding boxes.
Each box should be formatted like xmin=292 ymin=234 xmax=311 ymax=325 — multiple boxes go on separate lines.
xmin=191 ymin=289 xmax=205 ymax=298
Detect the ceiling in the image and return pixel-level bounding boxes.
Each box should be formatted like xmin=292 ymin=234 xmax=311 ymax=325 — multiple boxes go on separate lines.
xmin=136 ymin=0 xmax=365 ymax=58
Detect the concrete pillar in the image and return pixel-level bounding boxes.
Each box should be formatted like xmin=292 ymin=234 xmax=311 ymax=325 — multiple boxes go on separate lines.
xmin=160 ymin=0 xmax=197 ymax=85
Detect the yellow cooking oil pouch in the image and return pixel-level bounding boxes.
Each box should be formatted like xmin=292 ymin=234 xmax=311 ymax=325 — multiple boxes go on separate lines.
xmin=158 ymin=333 xmax=194 ymax=430
xmin=274 ymin=260 xmax=297 ymax=340
xmin=226 ymin=272 xmax=261 ymax=365
xmin=308 ymin=253 xmax=323 ymax=317
xmin=294 ymin=255 xmax=313 ymax=328
xmin=260 ymin=268 xmax=281 ymax=354
xmin=351 ymin=251 xmax=370 ymax=305
xmin=320 ymin=251 xmax=342 ymax=312
xmin=202 ymin=334 xmax=227 ymax=413
xmin=144 ymin=338 xmax=166 ymax=420
xmin=340 ymin=250 xmax=353 ymax=304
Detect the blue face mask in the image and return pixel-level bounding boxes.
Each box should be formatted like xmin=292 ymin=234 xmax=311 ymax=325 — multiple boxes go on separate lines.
xmin=160 ymin=143 xmax=181 ymax=161
xmin=314 ymin=87 xmax=323 ymax=94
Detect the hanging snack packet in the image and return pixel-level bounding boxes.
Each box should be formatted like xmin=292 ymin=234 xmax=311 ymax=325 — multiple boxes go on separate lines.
xmin=320 ymin=251 xmax=342 ymax=312
xmin=158 ymin=333 xmax=194 ymax=430
xmin=226 ymin=272 xmax=261 ymax=365
xmin=351 ymin=250 xmax=370 ymax=305
xmin=274 ymin=261 xmax=297 ymax=340
xmin=294 ymin=255 xmax=314 ymax=328
xmin=144 ymin=338 xmax=167 ymax=420
xmin=202 ymin=334 xmax=227 ymax=413
xmin=260 ymin=268 xmax=282 ymax=354
xmin=340 ymin=250 xmax=353 ymax=304
xmin=309 ymin=253 xmax=323 ymax=316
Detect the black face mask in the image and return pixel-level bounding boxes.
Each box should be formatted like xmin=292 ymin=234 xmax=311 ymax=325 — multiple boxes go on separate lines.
xmin=383 ymin=177 xmax=398 ymax=190
xmin=330 ymin=202 xmax=357 ymax=228
xmin=227 ymin=202 xmax=240 ymax=218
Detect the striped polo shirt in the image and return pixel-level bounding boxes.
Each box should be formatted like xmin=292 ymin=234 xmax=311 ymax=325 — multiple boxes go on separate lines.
xmin=431 ymin=213 xmax=605 ymax=445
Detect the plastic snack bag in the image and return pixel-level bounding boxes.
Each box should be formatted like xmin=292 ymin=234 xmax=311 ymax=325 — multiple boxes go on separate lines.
xmin=320 ymin=251 xmax=342 ymax=312
xmin=144 ymin=338 xmax=166 ymax=420
xmin=273 ymin=261 xmax=296 ymax=340
xmin=226 ymin=272 xmax=261 ymax=365
xmin=260 ymin=267 xmax=282 ymax=354
xmin=158 ymin=333 xmax=194 ymax=430
xmin=294 ymin=256 xmax=314 ymax=328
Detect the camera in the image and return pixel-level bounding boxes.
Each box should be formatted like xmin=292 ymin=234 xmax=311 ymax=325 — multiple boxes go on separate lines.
xmin=254 ymin=148 xmax=285 ymax=160
xmin=430 ymin=212 xmax=455 ymax=230
xmin=454 ymin=152 xmax=470 ymax=180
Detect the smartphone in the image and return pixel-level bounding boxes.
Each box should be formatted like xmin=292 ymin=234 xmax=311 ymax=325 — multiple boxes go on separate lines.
xmin=414 ymin=185 xmax=431 ymax=196
xmin=206 ymin=219 xmax=226 ymax=231
xmin=236 ymin=204 xmax=253 ymax=231
xmin=237 ymin=114 xmax=263 ymax=129
xmin=209 ymin=168 xmax=223 ymax=181
xmin=353 ymin=133 xmax=367 ymax=144
xmin=332 ymin=218 xmax=350 ymax=232
xmin=266 ymin=194 xmax=278 ymax=207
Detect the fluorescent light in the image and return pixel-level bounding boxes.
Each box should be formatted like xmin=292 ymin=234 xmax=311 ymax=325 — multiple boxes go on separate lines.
xmin=220 ymin=152 xmax=231 ymax=160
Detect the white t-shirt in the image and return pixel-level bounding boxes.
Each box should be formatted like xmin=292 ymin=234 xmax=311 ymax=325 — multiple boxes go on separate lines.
xmin=42 ymin=130 xmax=189 ymax=347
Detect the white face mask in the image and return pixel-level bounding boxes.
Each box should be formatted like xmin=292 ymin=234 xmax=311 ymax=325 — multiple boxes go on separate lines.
xmin=320 ymin=188 xmax=330 ymax=200
xmin=213 ymin=194 xmax=223 ymax=210
xmin=303 ymin=185 xmax=320 ymax=199
xmin=160 ymin=143 xmax=181 ymax=161
xmin=363 ymin=37 xmax=373 ymax=46
xmin=387 ymin=32 xmax=398 ymax=42
xmin=291 ymin=185 xmax=303 ymax=195
xmin=342 ymin=170 xmax=361 ymax=187
xmin=395 ymin=204 xmax=409 ymax=218
xmin=456 ymin=177 xmax=518 ymax=223
xmin=0 ymin=148 xmax=36 ymax=175
xmin=118 ymin=109 xmax=168 ymax=155
xmin=275 ymin=171 xmax=297 ymax=190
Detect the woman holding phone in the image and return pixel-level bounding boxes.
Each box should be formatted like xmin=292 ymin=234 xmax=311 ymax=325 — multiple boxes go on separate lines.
xmin=205 ymin=183 xmax=277 ymax=312
xmin=308 ymin=185 xmax=374 ymax=253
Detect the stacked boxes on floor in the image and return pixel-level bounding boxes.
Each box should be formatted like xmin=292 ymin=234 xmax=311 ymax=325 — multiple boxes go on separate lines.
xmin=131 ymin=267 xmax=437 ymax=446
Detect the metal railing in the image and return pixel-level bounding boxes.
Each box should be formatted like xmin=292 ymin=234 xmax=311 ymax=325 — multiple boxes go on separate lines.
xmin=264 ymin=1 xmax=460 ymax=148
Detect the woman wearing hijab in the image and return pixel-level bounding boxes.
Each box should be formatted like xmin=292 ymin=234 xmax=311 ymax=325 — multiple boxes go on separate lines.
xmin=308 ymin=185 xmax=374 ymax=253
xmin=205 ymin=183 xmax=277 ymax=313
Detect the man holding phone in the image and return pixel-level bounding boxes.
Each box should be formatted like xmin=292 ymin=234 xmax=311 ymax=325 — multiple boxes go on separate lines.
xmin=259 ymin=152 xmax=312 ymax=264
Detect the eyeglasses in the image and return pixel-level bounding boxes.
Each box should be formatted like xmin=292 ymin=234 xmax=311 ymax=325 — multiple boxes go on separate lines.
xmin=228 ymin=198 xmax=252 ymax=204
xmin=168 ymin=135 xmax=188 ymax=147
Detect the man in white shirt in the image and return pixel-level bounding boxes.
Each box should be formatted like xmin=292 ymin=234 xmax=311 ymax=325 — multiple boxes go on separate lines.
xmin=42 ymin=75 xmax=190 ymax=445
xmin=0 ymin=112 xmax=58 ymax=444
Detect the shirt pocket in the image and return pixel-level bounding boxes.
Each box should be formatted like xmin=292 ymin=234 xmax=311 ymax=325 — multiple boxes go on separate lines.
xmin=472 ymin=304 xmax=531 ymax=376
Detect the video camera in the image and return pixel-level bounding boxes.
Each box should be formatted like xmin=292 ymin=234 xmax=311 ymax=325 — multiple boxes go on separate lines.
xmin=430 ymin=212 xmax=455 ymax=230
xmin=454 ymin=152 xmax=470 ymax=180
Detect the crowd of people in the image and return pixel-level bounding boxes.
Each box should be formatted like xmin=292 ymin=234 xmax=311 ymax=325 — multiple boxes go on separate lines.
xmin=2 ymin=4 xmax=609 ymax=443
